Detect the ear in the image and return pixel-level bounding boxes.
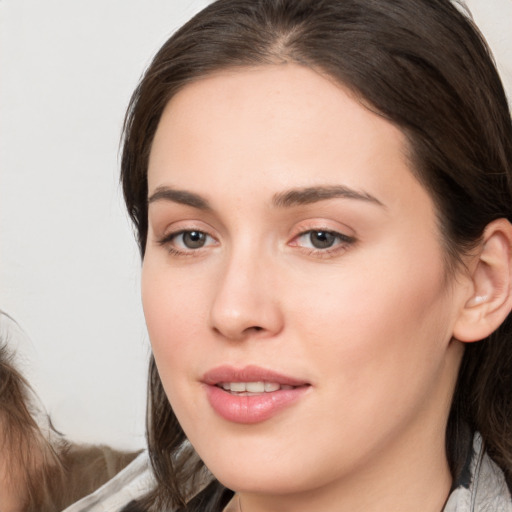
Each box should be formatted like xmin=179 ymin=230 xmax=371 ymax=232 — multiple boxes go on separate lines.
xmin=453 ymin=218 xmax=512 ymax=343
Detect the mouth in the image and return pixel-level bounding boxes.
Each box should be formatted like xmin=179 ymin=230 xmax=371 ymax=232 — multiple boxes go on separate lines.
xmin=202 ymin=365 xmax=311 ymax=424
xmin=202 ymin=364 xmax=309 ymax=390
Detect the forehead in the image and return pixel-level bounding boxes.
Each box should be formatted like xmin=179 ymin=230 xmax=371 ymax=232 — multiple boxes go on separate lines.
xmin=148 ymin=64 xmax=424 ymax=210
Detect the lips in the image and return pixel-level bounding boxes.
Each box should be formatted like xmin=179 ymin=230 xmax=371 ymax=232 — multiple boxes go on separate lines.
xmin=202 ymin=365 xmax=310 ymax=424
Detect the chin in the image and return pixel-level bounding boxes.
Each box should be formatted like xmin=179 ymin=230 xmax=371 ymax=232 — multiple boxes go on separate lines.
xmin=215 ymin=466 xmax=308 ymax=496
xmin=197 ymin=441 xmax=331 ymax=496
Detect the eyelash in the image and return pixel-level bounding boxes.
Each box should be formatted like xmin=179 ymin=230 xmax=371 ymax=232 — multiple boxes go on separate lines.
xmin=157 ymin=228 xmax=356 ymax=258
xmin=290 ymin=229 xmax=356 ymax=257
xmin=157 ymin=230 xmax=217 ymax=257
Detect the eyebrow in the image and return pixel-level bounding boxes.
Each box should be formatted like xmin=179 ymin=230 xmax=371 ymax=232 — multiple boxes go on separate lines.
xmin=272 ymin=185 xmax=385 ymax=208
xmin=147 ymin=184 xmax=384 ymax=210
xmin=148 ymin=186 xmax=211 ymax=210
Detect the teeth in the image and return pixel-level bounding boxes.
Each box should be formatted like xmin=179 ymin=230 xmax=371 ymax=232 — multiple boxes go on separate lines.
xmin=219 ymin=381 xmax=290 ymax=393
xmin=246 ymin=381 xmax=265 ymax=393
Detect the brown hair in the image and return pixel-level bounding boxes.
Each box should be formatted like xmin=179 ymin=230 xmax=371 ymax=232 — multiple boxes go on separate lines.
xmin=120 ymin=0 xmax=512 ymax=509
xmin=0 ymin=314 xmax=139 ymax=511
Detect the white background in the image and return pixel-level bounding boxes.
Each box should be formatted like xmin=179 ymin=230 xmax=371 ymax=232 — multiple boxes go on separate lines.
xmin=0 ymin=0 xmax=511 ymax=450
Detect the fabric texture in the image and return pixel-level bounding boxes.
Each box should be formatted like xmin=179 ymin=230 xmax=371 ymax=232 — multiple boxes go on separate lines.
xmin=444 ymin=433 xmax=512 ymax=512
xmin=63 ymin=433 xmax=512 ymax=512
xmin=61 ymin=452 xmax=154 ymax=512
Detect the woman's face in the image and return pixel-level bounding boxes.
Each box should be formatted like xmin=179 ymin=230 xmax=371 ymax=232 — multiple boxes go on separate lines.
xmin=143 ymin=65 xmax=467 ymax=500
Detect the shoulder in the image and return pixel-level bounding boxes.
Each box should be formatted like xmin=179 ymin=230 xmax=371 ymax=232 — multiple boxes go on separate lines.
xmin=61 ymin=451 xmax=155 ymax=512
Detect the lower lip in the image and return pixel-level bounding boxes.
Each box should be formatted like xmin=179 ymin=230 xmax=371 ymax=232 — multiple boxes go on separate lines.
xmin=204 ymin=385 xmax=309 ymax=424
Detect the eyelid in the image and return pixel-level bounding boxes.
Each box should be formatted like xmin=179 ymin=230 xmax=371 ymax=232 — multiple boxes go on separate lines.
xmin=162 ymin=229 xmax=216 ymax=246
xmin=156 ymin=223 xmax=219 ymax=256
xmin=289 ymin=219 xmax=355 ymax=240
xmin=288 ymin=221 xmax=357 ymax=256
xmin=289 ymin=229 xmax=355 ymax=246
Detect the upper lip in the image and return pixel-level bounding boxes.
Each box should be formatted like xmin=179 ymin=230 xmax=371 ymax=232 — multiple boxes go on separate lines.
xmin=202 ymin=365 xmax=310 ymax=387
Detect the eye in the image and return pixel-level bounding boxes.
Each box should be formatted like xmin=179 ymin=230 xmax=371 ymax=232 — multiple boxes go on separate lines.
xmin=292 ymin=229 xmax=355 ymax=252
xmin=177 ymin=230 xmax=209 ymax=249
xmin=158 ymin=229 xmax=217 ymax=254
xmin=301 ymin=230 xmax=337 ymax=249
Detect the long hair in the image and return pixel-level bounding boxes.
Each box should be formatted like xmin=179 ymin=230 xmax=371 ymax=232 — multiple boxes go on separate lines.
xmin=120 ymin=0 xmax=512 ymax=509
xmin=0 ymin=312 xmax=139 ymax=511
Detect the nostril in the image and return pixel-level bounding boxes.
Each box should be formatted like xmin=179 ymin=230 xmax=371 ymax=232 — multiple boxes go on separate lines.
xmin=241 ymin=325 xmax=264 ymax=336
xmin=212 ymin=324 xmax=263 ymax=338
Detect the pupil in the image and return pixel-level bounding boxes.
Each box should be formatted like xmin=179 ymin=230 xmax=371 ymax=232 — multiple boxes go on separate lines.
xmin=183 ymin=231 xmax=206 ymax=248
xmin=310 ymin=231 xmax=335 ymax=249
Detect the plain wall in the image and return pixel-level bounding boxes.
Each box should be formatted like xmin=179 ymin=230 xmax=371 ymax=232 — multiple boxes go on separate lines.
xmin=0 ymin=0 xmax=511 ymax=450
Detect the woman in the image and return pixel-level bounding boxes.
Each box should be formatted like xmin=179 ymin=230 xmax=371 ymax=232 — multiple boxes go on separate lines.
xmin=118 ymin=0 xmax=512 ymax=510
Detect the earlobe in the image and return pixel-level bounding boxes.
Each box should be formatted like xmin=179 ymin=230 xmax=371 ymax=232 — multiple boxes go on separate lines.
xmin=453 ymin=218 xmax=512 ymax=343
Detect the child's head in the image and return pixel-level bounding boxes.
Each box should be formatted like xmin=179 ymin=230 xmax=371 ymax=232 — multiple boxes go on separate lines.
xmin=0 ymin=313 xmax=139 ymax=512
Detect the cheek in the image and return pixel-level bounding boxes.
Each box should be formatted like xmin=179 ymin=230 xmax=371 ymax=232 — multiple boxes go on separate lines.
xmin=289 ymin=242 xmax=453 ymax=390
xmin=141 ymin=264 xmax=205 ymax=427
xmin=141 ymin=261 xmax=205 ymax=375
xmin=279 ymin=254 xmax=455 ymax=468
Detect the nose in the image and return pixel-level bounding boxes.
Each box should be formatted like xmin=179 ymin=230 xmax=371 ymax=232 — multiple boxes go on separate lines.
xmin=209 ymin=248 xmax=284 ymax=341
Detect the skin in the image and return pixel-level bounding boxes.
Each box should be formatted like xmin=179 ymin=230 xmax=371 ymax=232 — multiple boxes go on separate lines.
xmin=142 ymin=64 xmax=472 ymax=512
